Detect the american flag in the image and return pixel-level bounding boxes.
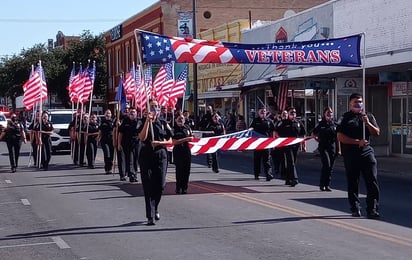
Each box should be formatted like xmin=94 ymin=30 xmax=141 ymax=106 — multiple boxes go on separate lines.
xmin=276 ymin=81 xmax=289 ymax=111
xmin=140 ymin=31 xmax=362 ymax=67
xmin=152 ymin=65 xmax=166 ymax=98
xmin=168 ymin=64 xmax=188 ymax=108
xmin=22 ymin=64 xmax=48 ymax=110
xmin=79 ymin=61 xmax=96 ymax=103
xmin=157 ymin=63 xmax=174 ymax=107
xmin=124 ymin=64 xmax=137 ymax=100
xmin=166 ymin=129 xmax=308 ymax=155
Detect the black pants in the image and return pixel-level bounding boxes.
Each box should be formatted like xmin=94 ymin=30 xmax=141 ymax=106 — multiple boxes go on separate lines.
xmin=86 ymin=139 xmax=97 ymax=167
xmin=271 ymin=148 xmax=285 ymax=178
xmin=139 ymin=148 xmax=167 ymax=220
xmin=207 ymin=152 xmax=219 ymax=172
xmin=31 ymin=141 xmax=38 ymax=166
xmin=123 ymin=140 xmax=139 ymax=178
xmin=40 ymin=139 xmax=52 ymax=169
xmin=78 ymin=136 xmax=86 ymax=166
xmin=253 ymin=149 xmax=271 ymax=178
xmin=101 ymin=140 xmax=114 ymax=173
xmin=284 ymin=145 xmax=299 ymax=182
xmin=343 ymin=148 xmax=379 ymax=212
xmin=7 ymin=140 xmax=22 ymax=169
xmin=117 ymin=150 xmax=125 ymax=178
xmin=174 ymin=147 xmax=191 ymax=191
xmin=319 ymin=147 xmax=336 ymax=188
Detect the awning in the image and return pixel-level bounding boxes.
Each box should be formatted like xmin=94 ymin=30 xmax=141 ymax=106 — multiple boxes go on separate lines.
xmin=198 ymin=90 xmax=240 ymax=99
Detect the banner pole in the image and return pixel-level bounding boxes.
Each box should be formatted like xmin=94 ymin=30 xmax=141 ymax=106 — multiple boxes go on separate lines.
xmin=361 ymin=32 xmax=366 ymax=140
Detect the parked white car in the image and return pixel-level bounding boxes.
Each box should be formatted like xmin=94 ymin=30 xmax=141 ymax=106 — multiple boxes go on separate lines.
xmin=0 ymin=113 xmax=8 ymax=129
xmin=48 ymin=109 xmax=73 ymax=153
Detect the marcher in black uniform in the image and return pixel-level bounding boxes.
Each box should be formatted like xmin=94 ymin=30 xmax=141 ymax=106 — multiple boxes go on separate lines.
xmin=312 ymin=107 xmax=340 ymax=191
xmin=207 ymin=112 xmax=226 ymax=173
xmin=270 ymin=111 xmax=285 ymax=178
xmin=118 ymin=107 xmax=140 ymax=183
xmin=250 ymin=107 xmax=275 ymax=181
xmin=85 ymin=114 xmax=99 ymax=169
xmin=98 ymin=109 xmax=114 ymax=174
xmin=183 ymin=110 xmax=195 ymax=129
xmin=137 ymin=99 xmax=173 ymax=225
xmin=76 ymin=113 xmax=89 ymax=167
xmin=336 ymin=93 xmax=380 ymax=219
xmin=35 ymin=111 xmax=54 ymax=170
xmin=28 ymin=112 xmax=40 ymax=167
xmin=0 ymin=113 xmax=27 ymax=172
xmin=172 ymin=112 xmax=194 ymax=194
xmin=69 ymin=111 xmax=81 ymax=165
xmin=274 ymin=107 xmax=306 ymax=186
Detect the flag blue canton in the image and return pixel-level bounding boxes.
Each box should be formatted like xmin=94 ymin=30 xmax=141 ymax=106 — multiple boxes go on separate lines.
xmin=164 ymin=63 xmax=174 ymax=81
xmin=177 ymin=65 xmax=188 ymax=81
xmin=142 ymin=33 xmax=176 ymax=63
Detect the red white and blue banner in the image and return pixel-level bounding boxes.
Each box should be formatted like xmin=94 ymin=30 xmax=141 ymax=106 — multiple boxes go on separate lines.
xmin=140 ymin=31 xmax=361 ymax=67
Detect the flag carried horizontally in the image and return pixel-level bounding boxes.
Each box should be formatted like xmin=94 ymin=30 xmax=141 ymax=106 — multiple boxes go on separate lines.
xmin=140 ymin=31 xmax=362 ymax=67
xmin=22 ymin=63 xmax=48 ymax=110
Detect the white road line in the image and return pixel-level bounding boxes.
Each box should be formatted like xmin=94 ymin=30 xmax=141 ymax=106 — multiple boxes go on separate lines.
xmin=5 ymin=180 xmax=12 ymax=184
xmin=0 ymin=241 xmax=55 ymax=249
xmin=21 ymin=199 xmax=31 ymax=205
xmin=52 ymin=236 xmax=71 ymax=249
xmin=0 ymin=201 xmax=21 ymax=205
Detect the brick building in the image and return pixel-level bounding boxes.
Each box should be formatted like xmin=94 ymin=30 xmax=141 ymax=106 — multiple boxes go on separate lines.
xmin=104 ymin=0 xmax=329 ymax=105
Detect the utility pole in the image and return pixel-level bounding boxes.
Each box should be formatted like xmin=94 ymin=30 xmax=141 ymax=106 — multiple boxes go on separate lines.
xmin=192 ymin=0 xmax=198 ymax=128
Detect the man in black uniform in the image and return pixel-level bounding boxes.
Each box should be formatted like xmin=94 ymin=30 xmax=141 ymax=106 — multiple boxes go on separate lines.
xmin=249 ymin=107 xmax=275 ymax=181
xmin=337 ymin=93 xmax=380 ymax=219
xmin=274 ymin=107 xmax=306 ymax=186
xmin=85 ymin=114 xmax=99 ymax=169
xmin=118 ymin=107 xmax=140 ymax=183
xmin=138 ymin=99 xmax=173 ymax=225
xmin=98 ymin=109 xmax=114 ymax=174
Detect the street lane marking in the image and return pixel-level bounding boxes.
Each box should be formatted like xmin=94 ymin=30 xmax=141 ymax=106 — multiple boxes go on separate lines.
xmin=0 ymin=237 xmax=70 ymax=250
xmin=0 ymin=241 xmax=55 ymax=249
xmin=5 ymin=180 xmax=12 ymax=184
xmin=52 ymin=236 xmax=71 ymax=249
xmin=21 ymin=199 xmax=31 ymax=205
xmin=191 ymin=181 xmax=412 ymax=248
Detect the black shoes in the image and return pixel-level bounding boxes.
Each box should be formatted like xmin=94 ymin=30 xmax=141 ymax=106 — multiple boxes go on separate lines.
xmin=367 ymin=210 xmax=380 ymax=219
xmin=11 ymin=167 xmax=16 ymax=173
xmin=266 ymin=174 xmax=274 ymax=182
xmin=351 ymin=209 xmax=361 ymax=217
xmin=254 ymin=175 xmax=259 ymax=180
xmin=182 ymin=189 xmax=187 ymax=194
xmin=146 ymin=218 xmax=155 ymax=226
xmin=320 ymin=186 xmax=332 ymax=192
xmin=290 ymin=180 xmax=299 ymax=187
xmin=175 ymin=189 xmax=181 ymax=194
xmin=213 ymin=168 xmax=219 ymax=173
xmin=120 ymin=176 xmax=127 ymax=181
xmin=129 ymin=175 xmax=137 ymax=183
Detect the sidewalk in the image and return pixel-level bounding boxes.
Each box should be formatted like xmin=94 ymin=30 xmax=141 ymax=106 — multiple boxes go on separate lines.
xmin=224 ymin=150 xmax=411 ymax=180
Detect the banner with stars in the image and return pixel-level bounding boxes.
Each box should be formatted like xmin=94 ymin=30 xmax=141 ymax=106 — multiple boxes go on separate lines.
xmin=140 ymin=31 xmax=361 ymax=67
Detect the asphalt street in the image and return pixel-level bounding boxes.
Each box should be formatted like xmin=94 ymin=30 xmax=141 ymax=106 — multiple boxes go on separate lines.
xmin=1 ymin=142 xmax=412 ymax=260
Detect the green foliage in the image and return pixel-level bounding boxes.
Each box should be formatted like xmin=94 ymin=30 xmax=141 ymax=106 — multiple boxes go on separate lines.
xmin=0 ymin=31 xmax=107 ymax=109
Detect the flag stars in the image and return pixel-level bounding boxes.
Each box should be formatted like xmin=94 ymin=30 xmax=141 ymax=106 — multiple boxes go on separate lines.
xmin=159 ymin=49 xmax=164 ymax=55
xmin=156 ymin=41 xmax=162 ymax=47
xmin=147 ymin=43 xmax=153 ymax=48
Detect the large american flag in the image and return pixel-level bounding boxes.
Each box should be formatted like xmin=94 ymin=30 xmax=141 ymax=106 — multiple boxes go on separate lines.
xmin=140 ymin=31 xmax=362 ymax=67
xmin=166 ymin=129 xmax=308 ymax=155
xmin=22 ymin=64 xmax=48 ymax=110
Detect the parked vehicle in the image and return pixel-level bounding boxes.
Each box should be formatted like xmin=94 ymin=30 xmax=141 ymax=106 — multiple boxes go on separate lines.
xmin=0 ymin=113 xmax=8 ymax=129
xmin=48 ymin=109 xmax=73 ymax=153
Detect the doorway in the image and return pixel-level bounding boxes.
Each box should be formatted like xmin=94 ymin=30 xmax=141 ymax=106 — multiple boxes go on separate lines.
xmin=391 ymin=97 xmax=412 ymax=155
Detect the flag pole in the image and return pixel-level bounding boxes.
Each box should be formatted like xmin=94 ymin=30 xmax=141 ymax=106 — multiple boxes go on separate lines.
xmin=134 ymin=29 xmax=154 ymax=140
xmin=361 ymin=32 xmax=366 ymax=140
xmin=37 ymin=61 xmax=44 ymax=168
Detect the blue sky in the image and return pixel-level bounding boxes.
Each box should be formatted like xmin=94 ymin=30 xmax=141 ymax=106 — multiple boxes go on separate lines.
xmin=1 ymin=0 xmax=157 ymax=57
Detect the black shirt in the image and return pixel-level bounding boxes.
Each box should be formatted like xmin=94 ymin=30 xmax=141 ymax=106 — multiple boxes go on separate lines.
xmin=5 ymin=121 xmax=23 ymax=141
xmin=98 ymin=118 xmax=114 ymax=143
xmin=87 ymin=122 xmax=99 ymax=141
xmin=275 ymin=119 xmax=306 ymax=138
xmin=118 ymin=117 xmax=139 ymax=144
xmin=250 ymin=117 xmax=275 ymax=137
xmin=173 ymin=124 xmax=192 ymax=151
xmin=137 ymin=117 xmax=172 ymax=151
xmin=336 ymin=111 xmax=379 ymax=154
xmin=34 ymin=121 xmax=54 ymax=142
xmin=312 ymin=119 xmax=337 ymax=149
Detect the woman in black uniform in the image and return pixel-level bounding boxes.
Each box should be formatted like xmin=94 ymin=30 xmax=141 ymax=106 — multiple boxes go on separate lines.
xmin=137 ymin=99 xmax=173 ymax=225
xmin=312 ymin=107 xmax=340 ymax=191
xmin=98 ymin=109 xmax=114 ymax=174
xmin=86 ymin=114 xmax=99 ymax=169
xmin=172 ymin=112 xmax=194 ymax=194
xmin=35 ymin=111 xmax=54 ymax=170
xmin=0 ymin=113 xmax=27 ymax=172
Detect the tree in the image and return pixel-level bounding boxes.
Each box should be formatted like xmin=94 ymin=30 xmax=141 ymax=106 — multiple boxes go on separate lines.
xmin=0 ymin=30 xmax=107 ymax=110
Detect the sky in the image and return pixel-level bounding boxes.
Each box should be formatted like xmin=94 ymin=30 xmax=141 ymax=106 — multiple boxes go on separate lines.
xmin=1 ymin=0 xmax=158 ymax=57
